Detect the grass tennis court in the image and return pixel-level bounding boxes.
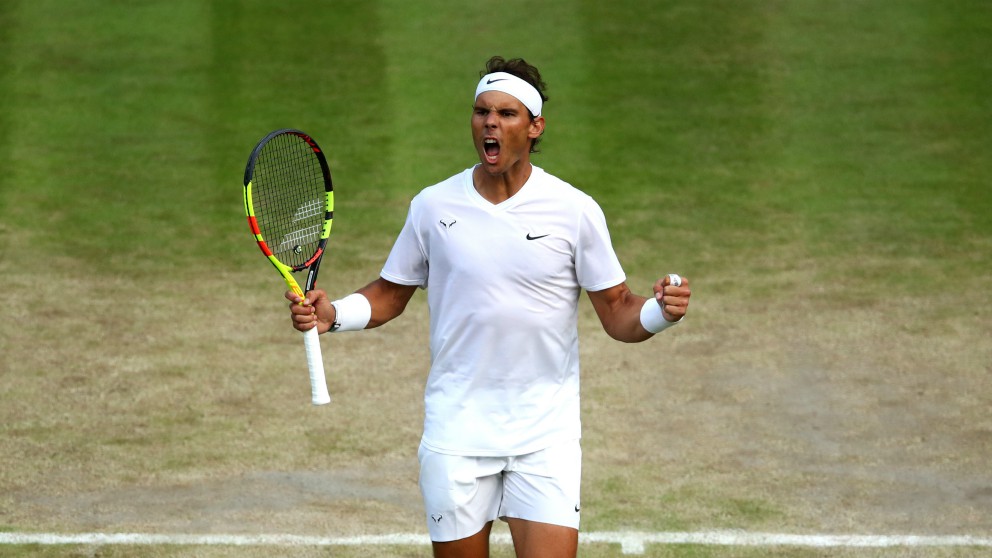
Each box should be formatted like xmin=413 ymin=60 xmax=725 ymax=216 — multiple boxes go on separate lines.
xmin=1 ymin=1 xmax=990 ymax=556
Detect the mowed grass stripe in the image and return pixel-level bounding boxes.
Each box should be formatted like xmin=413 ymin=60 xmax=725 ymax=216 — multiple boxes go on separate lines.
xmin=0 ymin=0 xmax=12 ymax=217
xmin=758 ymin=0 xmax=992 ymax=298
xmin=0 ymin=1 xmax=221 ymax=282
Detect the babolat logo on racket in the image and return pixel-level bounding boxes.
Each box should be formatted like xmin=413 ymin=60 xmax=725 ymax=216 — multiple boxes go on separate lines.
xmin=293 ymin=245 xmax=303 ymax=254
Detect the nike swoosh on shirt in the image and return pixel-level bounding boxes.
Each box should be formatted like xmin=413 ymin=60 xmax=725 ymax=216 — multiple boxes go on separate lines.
xmin=526 ymin=233 xmax=550 ymax=240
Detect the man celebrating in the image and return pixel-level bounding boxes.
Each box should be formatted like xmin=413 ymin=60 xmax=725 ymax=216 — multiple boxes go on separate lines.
xmin=288 ymin=56 xmax=691 ymax=558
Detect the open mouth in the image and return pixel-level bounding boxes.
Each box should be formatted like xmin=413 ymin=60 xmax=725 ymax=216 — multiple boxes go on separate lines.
xmin=483 ymin=138 xmax=500 ymax=163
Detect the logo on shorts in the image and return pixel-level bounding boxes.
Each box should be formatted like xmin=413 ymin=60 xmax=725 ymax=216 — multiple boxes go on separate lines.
xmin=431 ymin=513 xmax=443 ymax=523
xmin=574 ymin=503 xmax=581 ymax=513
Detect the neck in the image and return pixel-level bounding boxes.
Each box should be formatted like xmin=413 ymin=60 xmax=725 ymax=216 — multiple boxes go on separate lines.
xmin=472 ymin=162 xmax=533 ymax=204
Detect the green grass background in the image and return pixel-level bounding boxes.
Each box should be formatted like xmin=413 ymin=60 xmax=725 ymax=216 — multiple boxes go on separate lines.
xmin=2 ymin=0 xmax=989 ymax=287
xmin=1 ymin=1 xmax=990 ymax=556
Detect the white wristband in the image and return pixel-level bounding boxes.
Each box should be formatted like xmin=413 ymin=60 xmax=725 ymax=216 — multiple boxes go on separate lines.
xmin=328 ymin=293 xmax=372 ymax=333
xmin=640 ymin=297 xmax=680 ymax=334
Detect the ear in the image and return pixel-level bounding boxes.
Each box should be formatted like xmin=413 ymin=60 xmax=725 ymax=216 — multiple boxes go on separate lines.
xmin=529 ymin=116 xmax=546 ymax=139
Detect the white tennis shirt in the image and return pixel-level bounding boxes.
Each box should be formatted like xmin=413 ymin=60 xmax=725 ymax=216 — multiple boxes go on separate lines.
xmin=381 ymin=165 xmax=625 ymax=456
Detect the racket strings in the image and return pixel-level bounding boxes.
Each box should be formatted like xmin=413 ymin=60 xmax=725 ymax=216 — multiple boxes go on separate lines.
xmin=251 ymin=134 xmax=326 ymax=267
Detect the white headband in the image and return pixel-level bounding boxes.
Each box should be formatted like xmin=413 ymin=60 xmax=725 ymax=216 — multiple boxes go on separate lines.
xmin=474 ymin=72 xmax=543 ymax=117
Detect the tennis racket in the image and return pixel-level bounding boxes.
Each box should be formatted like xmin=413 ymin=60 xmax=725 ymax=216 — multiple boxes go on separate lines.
xmin=243 ymin=129 xmax=334 ymax=405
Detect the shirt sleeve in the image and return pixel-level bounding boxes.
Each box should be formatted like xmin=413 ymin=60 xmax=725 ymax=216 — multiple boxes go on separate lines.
xmin=380 ymin=197 xmax=429 ymax=288
xmin=575 ymin=195 xmax=626 ymax=292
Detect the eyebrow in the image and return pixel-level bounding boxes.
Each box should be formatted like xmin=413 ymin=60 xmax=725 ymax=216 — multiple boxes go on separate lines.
xmin=473 ymin=103 xmax=521 ymax=113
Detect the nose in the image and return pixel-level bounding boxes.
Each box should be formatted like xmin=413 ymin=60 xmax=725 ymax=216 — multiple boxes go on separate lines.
xmin=484 ymin=109 xmax=499 ymax=127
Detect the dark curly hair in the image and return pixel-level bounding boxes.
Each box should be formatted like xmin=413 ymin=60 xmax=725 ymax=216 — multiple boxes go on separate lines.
xmin=480 ymin=56 xmax=547 ymax=152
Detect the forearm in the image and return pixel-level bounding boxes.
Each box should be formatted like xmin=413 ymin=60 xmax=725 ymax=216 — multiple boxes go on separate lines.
xmin=354 ymin=277 xmax=417 ymax=328
xmin=588 ymin=278 xmax=687 ymax=343
xmin=599 ymin=290 xmax=656 ymax=343
xmin=588 ymin=284 xmax=653 ymax=343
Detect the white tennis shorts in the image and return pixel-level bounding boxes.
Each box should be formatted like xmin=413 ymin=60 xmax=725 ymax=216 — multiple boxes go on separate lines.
xmin=417 ymin=439 xmax=582 ymax=542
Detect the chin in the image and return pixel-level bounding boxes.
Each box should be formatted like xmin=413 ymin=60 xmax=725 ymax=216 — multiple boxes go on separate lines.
xmin=479 ymin=161 xmax=506 ymax=175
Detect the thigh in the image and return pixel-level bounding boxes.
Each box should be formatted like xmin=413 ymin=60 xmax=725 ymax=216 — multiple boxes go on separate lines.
xmin=505 ymin=517 xmax=578 ymax=558
xmin=432 ymin=521 xmax=494 ymax=558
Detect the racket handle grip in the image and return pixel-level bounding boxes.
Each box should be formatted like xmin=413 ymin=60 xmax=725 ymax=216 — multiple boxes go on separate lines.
xmin=304 ymin=327 xmax=331 ymax=405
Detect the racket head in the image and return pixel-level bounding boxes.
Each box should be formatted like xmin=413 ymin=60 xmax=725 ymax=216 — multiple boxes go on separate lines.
xmin=243 ymin=129 xmax=335 ymax=294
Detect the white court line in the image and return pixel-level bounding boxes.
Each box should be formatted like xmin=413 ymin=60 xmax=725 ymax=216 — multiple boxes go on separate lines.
xmin=2 ymin=531 xmax=992 ymax=554
xmin=585 ymin=532 xmax=992 ymax=554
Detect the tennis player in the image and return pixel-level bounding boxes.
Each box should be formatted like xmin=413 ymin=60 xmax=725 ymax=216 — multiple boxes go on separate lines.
xmin=287 ymin=55 xmax=691 ymax=558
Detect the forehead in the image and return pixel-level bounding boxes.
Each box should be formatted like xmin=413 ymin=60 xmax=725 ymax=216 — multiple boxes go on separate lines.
xmin=474 ymin=90 xmax=528 ymax=111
